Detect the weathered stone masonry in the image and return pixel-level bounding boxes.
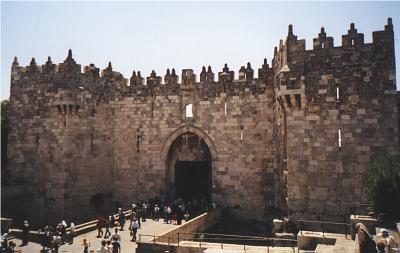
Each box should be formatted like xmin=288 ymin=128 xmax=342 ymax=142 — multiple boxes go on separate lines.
xmin=4 ymin=19 xmax=399 ymax=224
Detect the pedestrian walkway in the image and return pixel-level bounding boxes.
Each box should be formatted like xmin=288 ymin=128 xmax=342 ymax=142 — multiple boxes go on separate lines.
xmin=12 ymin=219 xmax=176 ymax=252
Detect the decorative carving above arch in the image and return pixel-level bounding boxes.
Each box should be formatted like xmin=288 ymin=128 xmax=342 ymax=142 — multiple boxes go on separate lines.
xmin=162 ymin=125 xmax=218 ymax=163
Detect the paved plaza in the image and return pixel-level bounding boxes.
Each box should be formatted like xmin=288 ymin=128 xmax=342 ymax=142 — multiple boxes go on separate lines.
xmin=12 ymin=219 xmax=176 ymax=253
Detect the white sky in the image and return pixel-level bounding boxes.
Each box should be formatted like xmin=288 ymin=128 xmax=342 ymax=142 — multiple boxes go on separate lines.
xmin=1 ymin=1 xmax=399 ymax=99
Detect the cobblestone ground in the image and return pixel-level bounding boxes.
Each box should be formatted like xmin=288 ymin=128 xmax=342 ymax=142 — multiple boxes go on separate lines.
xmin=12 ymin=219 xmax=177 ymax=253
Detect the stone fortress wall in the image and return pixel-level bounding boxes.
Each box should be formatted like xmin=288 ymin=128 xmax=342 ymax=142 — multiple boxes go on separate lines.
xmin=4 ymin=18 xmax=398 ymax=224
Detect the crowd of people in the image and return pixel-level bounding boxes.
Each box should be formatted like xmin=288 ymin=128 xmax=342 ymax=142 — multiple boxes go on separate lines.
xmin=94 ymin=196 xmax=215 ymax=244
xmin=89 ymin=196 xmax=215 ymax=252
xmin=1 ymin=196 xmax=216 ymax=253
xmin=37 ymin=220 xmax=75 ymax=252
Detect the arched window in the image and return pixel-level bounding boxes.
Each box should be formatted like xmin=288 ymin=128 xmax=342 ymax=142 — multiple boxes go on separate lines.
xmin=185 ymin=104 xmax=193 ymax=118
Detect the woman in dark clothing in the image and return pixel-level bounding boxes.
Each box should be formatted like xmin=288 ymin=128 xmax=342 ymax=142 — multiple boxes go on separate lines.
xmin=356 ymin=223 xmax=377 ymax=253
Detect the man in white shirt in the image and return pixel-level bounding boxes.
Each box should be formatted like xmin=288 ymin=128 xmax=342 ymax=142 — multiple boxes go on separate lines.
xmin=111 ymin=228 xmax=121 ymax=242
xmin=130 ymin=218 xmax=139 ymax=242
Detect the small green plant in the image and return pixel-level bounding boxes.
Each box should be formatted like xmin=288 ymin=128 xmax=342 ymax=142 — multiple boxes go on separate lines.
xmin=366 ymin=154 xmax=400 ymax=220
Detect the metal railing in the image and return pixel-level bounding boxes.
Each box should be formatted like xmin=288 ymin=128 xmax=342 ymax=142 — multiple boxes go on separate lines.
xmin=138 ymin=232 xmax=298 ymax=252
xmin=349 ymin=203 xmax=372 ymax=216
xmin=297 ymin=219 xmax=350 ymax=239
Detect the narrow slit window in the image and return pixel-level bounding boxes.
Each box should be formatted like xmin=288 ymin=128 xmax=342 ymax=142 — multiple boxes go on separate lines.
xmin=285 ymin=95 xmax=292 ymax=108
xmin=240 ymin=132 xmax=243 ymax=140
xmin=338 ymin=129 xmax=342 ymax=148
xmin=224 ymin=102 xmax=227 ymax=116
xmin=295 ymin=94 xmax=301 ymax=109
xmin=185 ymin=104 xmax=193 ymax=118
xmin=90 ymin=130 xmax=94 ymax=154
xmin=136 ymin=129 xmax=141 ymax=153
xmin=336 ymin=86 xmax=340 ymax=101
xmin=351 ymin=39 xmax=354 ymax=46
xmin=321 ymin=42 xmax=325 ymax=49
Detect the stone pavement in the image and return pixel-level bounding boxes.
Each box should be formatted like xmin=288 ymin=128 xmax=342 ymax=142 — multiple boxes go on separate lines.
xmin=12 ymin=219 xmax=177 ymax=253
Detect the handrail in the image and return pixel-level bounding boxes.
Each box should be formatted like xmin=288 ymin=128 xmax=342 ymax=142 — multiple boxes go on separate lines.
xmin=297 ymin=219 xmax=350 ymax=239
xmin=138 ymin=233 xmax=298 ymax=251
xmin=140 ymin=233 xmax=297 ymax=242
xmin=297 ymin=220 xmax=350 ymax=226
xmin=176 ymin=232 xmax=297 ymax=242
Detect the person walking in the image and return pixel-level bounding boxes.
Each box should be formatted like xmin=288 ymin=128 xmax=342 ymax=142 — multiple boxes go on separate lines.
xmin=97 ymin=216 xmax=104 ymax=238
xmin=142 ymin=203 xmax=147 ymax=222
xmin=153 ymin=204 xmax=160 ymax=221
xmin=111 ymin=228 xmax=121 ymax=243
xmin=42 ymin=226 xmax=51 ymax=250
xmin=118 ymin=208 xmax=125 ymax=231
xmin=355 ymin=223 xmax=376 ymax=253
xmin=104 ymin=216 xmax=111 ymax=238
xmin=177 ymin=205 xmax=184 ymax=225
xmin=52 ymin=234 xmax=61 ymax=253
xmin=69 ymin=223 xmax=75 ymax=244
xmin=61 ymin=221 xmax=67 ymax=244
xmin=136 ymin=207 xmax=142 ymax=228
xmin=130 ymin=217 xmax=139 ymax=242
xmin=22 ymin=221 xmax=29 ymax=245
xmin=111 ymin=237 xmax=120 ymax=253
xmin=110 ymin=214 xmax=115 ymax=228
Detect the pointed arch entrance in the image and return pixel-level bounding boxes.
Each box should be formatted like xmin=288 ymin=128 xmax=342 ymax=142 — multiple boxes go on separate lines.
xmin=162 ymin=126 xmax=217 ymax=201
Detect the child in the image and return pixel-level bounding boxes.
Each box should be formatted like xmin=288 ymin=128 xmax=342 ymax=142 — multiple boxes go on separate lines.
xmin=184 ymin=211 xmax=190 ymax=222
xmin=82 ymin=238 xmax=90 ymax=253
xmin=172 ymin=213 xmax=177 ymax=225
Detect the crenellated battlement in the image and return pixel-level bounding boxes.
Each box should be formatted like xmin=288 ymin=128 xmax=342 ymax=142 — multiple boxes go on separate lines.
xmin=11 ymin=51 xmax=275 ymax=100
xmin=274 ymin=18 xmax=394 ymax=70
xmin=273 ymin=18 xmax=395 ymax=113
xmin=10 ymin=18 xmax=395 ymax=110
xmin=11 ymin=50 xmax=127 ymax=86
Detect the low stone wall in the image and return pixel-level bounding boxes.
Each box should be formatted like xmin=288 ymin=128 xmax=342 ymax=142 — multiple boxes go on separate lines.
xmin=154 ymin=208 xmax=222 ymax=244
xmin=297 ymin=231 xmax=345 ymax=250
xmin=9 ymin=210 xmax=132 ymax=244
xmin=136 ymin=242 xmax=206 ymax=253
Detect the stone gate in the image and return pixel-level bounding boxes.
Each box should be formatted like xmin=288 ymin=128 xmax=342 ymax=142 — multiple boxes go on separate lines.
xmin=3 ymin=19 xmax=399 ymax=225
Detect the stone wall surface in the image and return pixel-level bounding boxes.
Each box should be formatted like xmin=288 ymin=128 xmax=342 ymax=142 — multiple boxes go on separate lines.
xmin=3 ymin=19 xmax=399 ymax=225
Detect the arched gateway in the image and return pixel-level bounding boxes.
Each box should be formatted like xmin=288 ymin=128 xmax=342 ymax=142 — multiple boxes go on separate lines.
xmin=162 ymin=126 xmax=217 ymax=201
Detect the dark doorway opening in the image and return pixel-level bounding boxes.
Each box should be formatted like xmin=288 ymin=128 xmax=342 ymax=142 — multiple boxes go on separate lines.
xmin=175 ymin=161 xmax=211 ymax=202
